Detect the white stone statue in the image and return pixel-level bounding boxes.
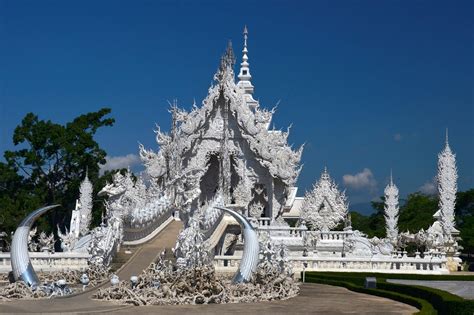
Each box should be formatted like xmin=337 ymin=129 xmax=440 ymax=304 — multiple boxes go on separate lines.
xmin=57 ymin=225 xmax=77 ymax=252
xmin=28 ymin=226 xmax=38 ymax=252
xmin=38 ymin=231 xmax=54 ymax=252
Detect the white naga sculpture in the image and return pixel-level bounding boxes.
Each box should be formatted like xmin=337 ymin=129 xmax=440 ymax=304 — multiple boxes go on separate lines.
xmin=300 ymin=168 xmax=348 ymax=231
xmin=384 ymin=172 xmax=399 ymax=245
xmin=98 ymin=170 xmax=171 ymax=227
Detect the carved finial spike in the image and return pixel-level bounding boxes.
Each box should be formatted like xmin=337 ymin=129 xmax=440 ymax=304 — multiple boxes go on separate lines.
xmin=445 ymin=128 xmax=449 ymax=145
xmin=243 ymin=25 xmax=248 ymax=48
xmin=390 ymin=169 xmax=393 ymax=185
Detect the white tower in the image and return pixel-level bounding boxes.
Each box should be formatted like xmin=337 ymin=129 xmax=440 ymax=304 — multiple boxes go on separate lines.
xmin=384 ymin=171 xmax=399 ymax=244
xmin=78 ymin=170 xmax=93 ymax=236
xmin=237 ymin=26 xmax=258 ymax=109
xmin=437 ymin=129 xmax=458 ymax=239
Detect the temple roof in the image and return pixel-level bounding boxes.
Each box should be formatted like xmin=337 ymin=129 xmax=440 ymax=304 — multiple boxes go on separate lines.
xmin=140 ymin=39 xmax=303 ymax=186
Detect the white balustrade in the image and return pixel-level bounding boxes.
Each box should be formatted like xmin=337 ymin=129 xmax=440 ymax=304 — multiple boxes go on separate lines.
xmin=213 ymin=254 xmax=449 ymax=275
xmin=0 ymin=252 xmax=89 ymax=273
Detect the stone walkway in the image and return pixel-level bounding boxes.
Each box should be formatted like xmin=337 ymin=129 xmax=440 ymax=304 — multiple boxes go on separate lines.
xmin=387 ymin=279 xmax=474 ymax=300
xmin=0 ymin=283 xmax=418 ymax=314
xmin=116 ymin=220 xmax=183 ymax=281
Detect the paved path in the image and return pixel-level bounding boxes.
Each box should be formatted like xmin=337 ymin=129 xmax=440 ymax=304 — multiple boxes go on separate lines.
xmin=116 ymin=220 xmax=183 ymax=281
xmin=0 ymin=283 xmax=418 ymax=314
xmin=388 ymin=279 xmax=474 ymax=300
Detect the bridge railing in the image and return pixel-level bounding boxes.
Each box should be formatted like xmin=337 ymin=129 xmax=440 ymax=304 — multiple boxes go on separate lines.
xmin=122 ymin=207 xmax=175 ymax=242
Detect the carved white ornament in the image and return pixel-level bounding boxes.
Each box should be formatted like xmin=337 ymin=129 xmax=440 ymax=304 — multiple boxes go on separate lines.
xmin=300 ymin=168 xmax=348 ymax=231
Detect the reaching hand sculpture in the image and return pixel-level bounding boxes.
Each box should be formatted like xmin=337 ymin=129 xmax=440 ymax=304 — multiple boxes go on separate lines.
xmin=215 ymin=206 xmax=259 ymax=283
xmin=10 ymin=205 xmax=60 ymax=287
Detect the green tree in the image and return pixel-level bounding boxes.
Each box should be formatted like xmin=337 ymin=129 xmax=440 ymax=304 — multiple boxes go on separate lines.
xmin=398 ymin=193 xmax=438 ymax=233
xmin=455 ymin=189 xmax=474 ymax=256
xmin=0 ymin=109 xmax=115 ymax=239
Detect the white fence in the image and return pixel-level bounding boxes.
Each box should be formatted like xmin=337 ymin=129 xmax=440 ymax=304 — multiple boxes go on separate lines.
xmin=214 ymin=254 xmax=449 ymax=275
xmin=0 ymin=252 xmax=89 ymax=273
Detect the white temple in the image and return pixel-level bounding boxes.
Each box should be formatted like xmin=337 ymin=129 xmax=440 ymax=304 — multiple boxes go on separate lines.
xmin=72 ymin=28 xmax=463 ymax=274
xmin=2 ymin=27 xmax=463 ymax=275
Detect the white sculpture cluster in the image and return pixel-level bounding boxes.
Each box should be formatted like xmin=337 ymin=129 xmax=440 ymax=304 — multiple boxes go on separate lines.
xmin=173 ymin=215 xmax=213 ymax=269
xmin=27 ymin=227 xmax=55 ymax=253
xmin=57 ymin=173 xmax=94 ymax=253
xmin=93 ymin=229 xmax=298 ymax=306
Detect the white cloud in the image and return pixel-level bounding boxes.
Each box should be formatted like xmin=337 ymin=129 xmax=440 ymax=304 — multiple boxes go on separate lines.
xmin=419 ymin=177 xmax=438 ymax=195
xmin=343 ymin=168 xmax=377 ymax=191
xmin=100 ymin=154 xmax=141 ymax=174
xmin=394 ymin=133 xmax=402 ymax=142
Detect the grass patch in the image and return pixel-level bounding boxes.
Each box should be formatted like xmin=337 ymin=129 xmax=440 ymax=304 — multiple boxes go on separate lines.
xmin=303 ymin=272 xmax=474 ymax=315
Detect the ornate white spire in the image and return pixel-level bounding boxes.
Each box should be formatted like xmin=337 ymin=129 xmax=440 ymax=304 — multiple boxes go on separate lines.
xmin=237 ymin=26 xmax=252 ymax=87
xmin=437 ymin=129 xmax=458 ymax=237
xmin=384 ymin=171 xmax=399 ymax=243
xmin=237 ymin=26 xmax=258 ymax=109
xmin=79 ymin=170 xmax=93 ymax=236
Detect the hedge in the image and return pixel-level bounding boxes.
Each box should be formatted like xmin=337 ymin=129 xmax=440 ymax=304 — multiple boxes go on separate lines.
xmin=305 ymin=271 xmax=474 ymax=281
xmin=303 ymin=272 xmax=474 ymax=315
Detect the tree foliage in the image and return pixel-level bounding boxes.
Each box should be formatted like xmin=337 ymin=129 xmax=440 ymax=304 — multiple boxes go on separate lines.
xmin=0 ymin=109 xmax=115 ymax=241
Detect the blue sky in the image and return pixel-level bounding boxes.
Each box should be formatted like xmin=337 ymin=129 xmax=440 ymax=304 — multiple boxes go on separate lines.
xmin=1 ymin=1 xmax=473 ymax=212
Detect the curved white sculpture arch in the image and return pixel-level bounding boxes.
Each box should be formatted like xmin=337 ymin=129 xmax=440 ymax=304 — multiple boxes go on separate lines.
xmin=215 ymin=206 xmax=259 ymax=283
xmin=10 ymin=205 xmax=60 ymax=286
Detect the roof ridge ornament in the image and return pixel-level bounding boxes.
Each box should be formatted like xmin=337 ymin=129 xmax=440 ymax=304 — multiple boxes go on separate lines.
xmin=215 ymin=40 xmax=236 ymax=84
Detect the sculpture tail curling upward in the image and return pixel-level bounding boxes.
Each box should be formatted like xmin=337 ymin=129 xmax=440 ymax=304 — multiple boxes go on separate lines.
xmin=215 ymin=206 xmax=259 ymax=283
xmin=10 ymin=205 xmax=60 ymax=287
